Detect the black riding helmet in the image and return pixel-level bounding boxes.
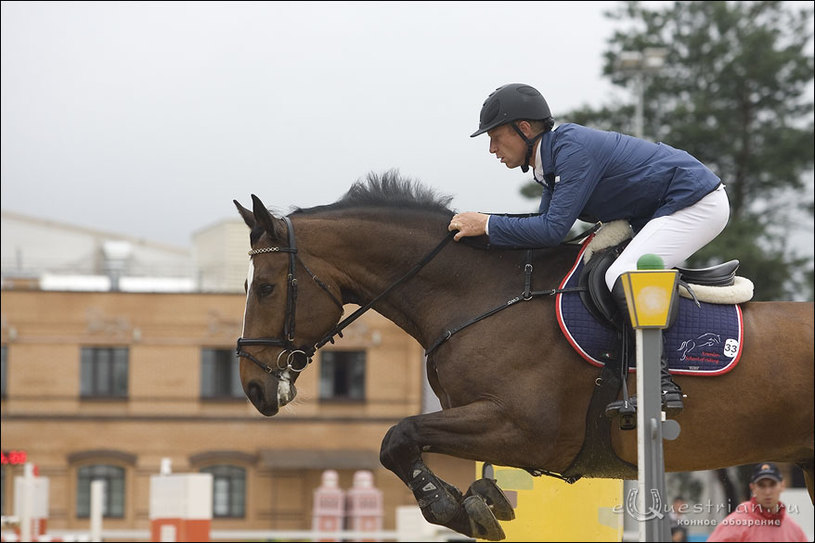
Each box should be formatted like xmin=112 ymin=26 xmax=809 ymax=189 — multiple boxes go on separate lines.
xmin=471 ymin=83 xmax=552 ymax=172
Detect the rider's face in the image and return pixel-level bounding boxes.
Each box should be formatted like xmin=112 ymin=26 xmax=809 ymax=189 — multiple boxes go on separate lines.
xmin=487 ymin=123 xmax=528 ymax=170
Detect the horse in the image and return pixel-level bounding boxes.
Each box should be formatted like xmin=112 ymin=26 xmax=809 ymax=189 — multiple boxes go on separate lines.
xmin=233 ymin=172 xmax=814 ymax=541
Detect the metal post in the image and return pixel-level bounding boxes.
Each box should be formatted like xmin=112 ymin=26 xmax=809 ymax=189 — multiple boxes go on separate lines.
xmin=617 ymin=48 xmax=667 ymax=141
xmin=621 ymin=255 xmax=679 ymax=543
xmin=636 ymin=329 xmax=670 ymax=542
xmin=634 ymin=71 xmax=645 ymax=139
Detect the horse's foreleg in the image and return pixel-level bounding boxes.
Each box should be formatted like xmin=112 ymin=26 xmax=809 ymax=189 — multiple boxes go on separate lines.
xmin=379 ymin=404 xmax=527 ymax=541
xmin=380 ymin=424 xmax=506 ymax=540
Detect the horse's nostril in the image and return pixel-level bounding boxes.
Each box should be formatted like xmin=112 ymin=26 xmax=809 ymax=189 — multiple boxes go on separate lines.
xmin=246 ymin=380 xmax=278 ymax=416
xmin=247 ymin=381 xmax=264 ymax=405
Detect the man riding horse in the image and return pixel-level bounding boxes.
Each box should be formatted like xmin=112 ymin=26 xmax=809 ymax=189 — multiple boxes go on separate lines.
xmin=450 ymin=83 xmax=731 ymax=417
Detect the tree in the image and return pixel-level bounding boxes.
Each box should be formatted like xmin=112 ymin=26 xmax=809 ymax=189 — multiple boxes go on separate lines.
xmin=527 ymin=1 xmax=814 ymax=300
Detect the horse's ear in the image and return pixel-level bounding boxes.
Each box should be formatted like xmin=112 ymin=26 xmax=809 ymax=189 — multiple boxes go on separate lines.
xmin=250 ymin=194 xmax=287 ymax=243
xmin=234 ymin=199 xmax=256 ymax=229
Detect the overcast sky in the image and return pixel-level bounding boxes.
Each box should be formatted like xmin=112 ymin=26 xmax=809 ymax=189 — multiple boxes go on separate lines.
xmin=0 ymin=0 xmax=764 ymax=249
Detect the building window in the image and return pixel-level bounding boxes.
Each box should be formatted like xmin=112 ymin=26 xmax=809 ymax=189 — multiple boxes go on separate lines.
xmin=200 ymin=465 xmax=245 ymax=518
xmin=319 ymin=350 xmax=366 ymax=401
xmin=1 ymin=345 xmax=6 ymax=398
xmin=201 ymin=349 xmax=243 ymax=398
xmin=76 ymin=465 xmax=125 ymax=518
xmin=80 ymin=347 xmax=128 ymax=398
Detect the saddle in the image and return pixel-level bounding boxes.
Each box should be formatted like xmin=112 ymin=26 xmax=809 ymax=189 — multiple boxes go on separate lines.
xmin=577 ymin=221 xmax=751 ymax=327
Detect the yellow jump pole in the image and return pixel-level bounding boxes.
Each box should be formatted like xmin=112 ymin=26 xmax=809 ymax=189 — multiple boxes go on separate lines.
xmin=476 ymin=462 xmax=623 ymax=542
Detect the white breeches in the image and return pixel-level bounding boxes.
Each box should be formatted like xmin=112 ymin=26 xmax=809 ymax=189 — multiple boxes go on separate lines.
xmin=605 ymin=184 xmax=731 ymax=291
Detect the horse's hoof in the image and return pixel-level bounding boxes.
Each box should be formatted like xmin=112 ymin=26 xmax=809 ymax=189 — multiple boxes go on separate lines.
xmin=463 ymin=495 xmax=506 ymax=541
xmin=466 ymin=478 xmax=515 ymax=521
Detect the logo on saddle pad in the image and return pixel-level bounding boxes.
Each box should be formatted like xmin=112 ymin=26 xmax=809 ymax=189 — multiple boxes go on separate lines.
xmin=678 ymin=332 xmax=721 ymax=361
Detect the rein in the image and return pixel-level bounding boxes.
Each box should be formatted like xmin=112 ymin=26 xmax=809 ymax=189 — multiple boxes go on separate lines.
xmin=424 ymin=222 xmax=599 ymax=357
xmin=236 ymin=217 xmax=455 ymax=375
xmin=237 ymin=216 xmax=593 ymax=375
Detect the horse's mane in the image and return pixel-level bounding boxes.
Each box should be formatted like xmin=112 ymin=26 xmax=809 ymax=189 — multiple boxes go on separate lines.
xmin=292 ymin=170 xmax=454 ymax=216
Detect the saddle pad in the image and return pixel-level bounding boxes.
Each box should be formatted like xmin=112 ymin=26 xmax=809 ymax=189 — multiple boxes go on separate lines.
xmin=556 ymin=238 xmax=744 ymax=376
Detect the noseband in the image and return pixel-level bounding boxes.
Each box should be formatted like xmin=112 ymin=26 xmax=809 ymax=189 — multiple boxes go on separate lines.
xmin=236 ymin=215 xmax=455 ymax=376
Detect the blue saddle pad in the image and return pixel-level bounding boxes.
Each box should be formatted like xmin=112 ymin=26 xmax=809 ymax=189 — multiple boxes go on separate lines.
xmin=556 ymin=238 xmax=744 ymax=376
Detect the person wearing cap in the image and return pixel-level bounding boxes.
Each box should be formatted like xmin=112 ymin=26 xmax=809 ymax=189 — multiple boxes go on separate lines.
xmin=670 ymin=497 xmax=689 ymax=542
xmin=449 ymin=83 xmax=732 ymax=416
xmin=707 ymin=463 xmax=808 ymax=542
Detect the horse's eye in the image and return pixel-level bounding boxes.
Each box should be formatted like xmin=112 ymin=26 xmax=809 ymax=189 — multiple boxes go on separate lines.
xmin=257 ymin=283 xmax=275 ymax=298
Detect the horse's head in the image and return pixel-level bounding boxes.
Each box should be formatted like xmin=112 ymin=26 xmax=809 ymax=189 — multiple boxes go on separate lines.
xmin=234 ymin=195 xmax=345 ymax=416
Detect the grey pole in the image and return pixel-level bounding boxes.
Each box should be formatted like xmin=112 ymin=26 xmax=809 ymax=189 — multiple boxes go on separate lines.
xmin=624 ymin=255 xmax=681 ymax=542
xmin=636 ymin=328 xmax=671 ymax=542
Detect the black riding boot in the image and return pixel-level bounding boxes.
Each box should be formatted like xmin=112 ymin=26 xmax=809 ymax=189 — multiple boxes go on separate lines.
xmin=605 ymin=277 xmax=684 ymax=417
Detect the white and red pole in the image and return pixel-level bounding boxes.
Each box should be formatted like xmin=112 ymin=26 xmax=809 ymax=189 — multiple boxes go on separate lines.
xmin=149 ymin=459 xmax=212 ymax=542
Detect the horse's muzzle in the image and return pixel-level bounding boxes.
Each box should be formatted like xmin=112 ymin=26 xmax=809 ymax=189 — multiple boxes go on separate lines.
xmin=247 ymin=380 xmax=278 ymax=416
xmin=246 ymin=370 xmax=297 ymax=417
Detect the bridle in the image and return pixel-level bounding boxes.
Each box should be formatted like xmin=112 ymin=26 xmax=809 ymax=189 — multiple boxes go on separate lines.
xmin=236 ymin=215 xmax=455 ymax=376
xmin=236 ymin=216 xmax=341 ymax=374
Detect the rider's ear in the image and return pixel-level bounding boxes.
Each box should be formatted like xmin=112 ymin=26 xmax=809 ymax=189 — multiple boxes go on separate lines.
xmin=517 ymin=120 xmax=533 ymax=137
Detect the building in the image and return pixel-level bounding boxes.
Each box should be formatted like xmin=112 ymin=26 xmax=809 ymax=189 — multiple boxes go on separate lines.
xmin=0 ymin=211 xmax=473 ymax=538
xmin=5 ymin=211 xmax=810 ymax=541
xmin=1 ymin=210 xmax=195 ymax=292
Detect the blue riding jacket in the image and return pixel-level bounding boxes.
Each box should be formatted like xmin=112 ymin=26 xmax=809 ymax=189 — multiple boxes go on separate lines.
xmin=487 ymin=123 xmax=722 ymax=248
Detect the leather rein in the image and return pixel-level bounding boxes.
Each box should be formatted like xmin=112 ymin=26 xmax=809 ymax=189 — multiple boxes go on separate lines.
xmin=235 ymin=216 xmax=455 ymax=375
xmin=236 ymin=216 xmax=591 ymax=375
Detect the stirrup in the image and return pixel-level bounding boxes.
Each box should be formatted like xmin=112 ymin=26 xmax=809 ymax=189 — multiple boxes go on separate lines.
xmin=661 ymin=389 xmax=685 ymax=412
xmin=605 ymin=391 xmax=686 ymax=417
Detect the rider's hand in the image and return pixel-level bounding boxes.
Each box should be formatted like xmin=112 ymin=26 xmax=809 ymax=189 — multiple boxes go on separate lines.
xmin=448 ymin=213 xmax=489 ymax=241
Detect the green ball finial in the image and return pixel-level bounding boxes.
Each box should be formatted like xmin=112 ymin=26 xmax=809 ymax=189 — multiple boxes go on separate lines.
xmin=637 ymin=253 xmax=665 ymax=270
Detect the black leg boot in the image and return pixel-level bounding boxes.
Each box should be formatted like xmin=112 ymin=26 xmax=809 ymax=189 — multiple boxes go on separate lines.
xmin=605 ymin=277 xmax=685 ymax=417
xmin=660 ymin=354 xmax=684 ymax=414
xmin=604 ymin=277 xmax=637 ymax=420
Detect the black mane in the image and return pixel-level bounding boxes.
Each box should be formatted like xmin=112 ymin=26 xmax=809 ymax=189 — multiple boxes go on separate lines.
xmin=293 ymin=170 xmax=454 ymax=215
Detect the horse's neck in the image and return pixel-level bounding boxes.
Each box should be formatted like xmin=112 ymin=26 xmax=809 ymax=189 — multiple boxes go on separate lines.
xmin=306 ymin=214 xmax=573 ymax=349
xmin=324 ymin=218 xmax=457 ymax=343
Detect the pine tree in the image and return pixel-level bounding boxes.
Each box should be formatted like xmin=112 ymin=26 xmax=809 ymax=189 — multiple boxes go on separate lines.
xmin=525 ymin=1 xmax=814 ymax=300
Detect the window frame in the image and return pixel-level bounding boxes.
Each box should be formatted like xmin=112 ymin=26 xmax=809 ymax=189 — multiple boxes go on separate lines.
xmin=318 ymin=350 xmax=367 ymax=402
xmin=1 ymin=344 xmax=7 ymax=399
xmin=75 ymin=464 xmax=126 ymax=519
xmin=80 ymin=346 xmax=129 ymax=399
xmin=199 ymin=464 xmax=246 ymax=518
xmin=200 ymin=348 xmax=244 ymax=400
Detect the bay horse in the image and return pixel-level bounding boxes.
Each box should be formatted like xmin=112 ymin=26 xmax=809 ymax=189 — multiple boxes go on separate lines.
xmin=234 ymin=172 xmax=814 ymax=541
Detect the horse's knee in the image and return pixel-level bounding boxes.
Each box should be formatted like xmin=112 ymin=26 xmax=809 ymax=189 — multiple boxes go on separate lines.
xmin=380 ymin=422 xmax=419 ymax=474
xmin=379 ymin=425 xmax=400 ymax=471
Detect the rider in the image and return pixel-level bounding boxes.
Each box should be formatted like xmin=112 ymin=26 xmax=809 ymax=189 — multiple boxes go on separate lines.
xmin=450 ymin=83 xmax=731 ymax=415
